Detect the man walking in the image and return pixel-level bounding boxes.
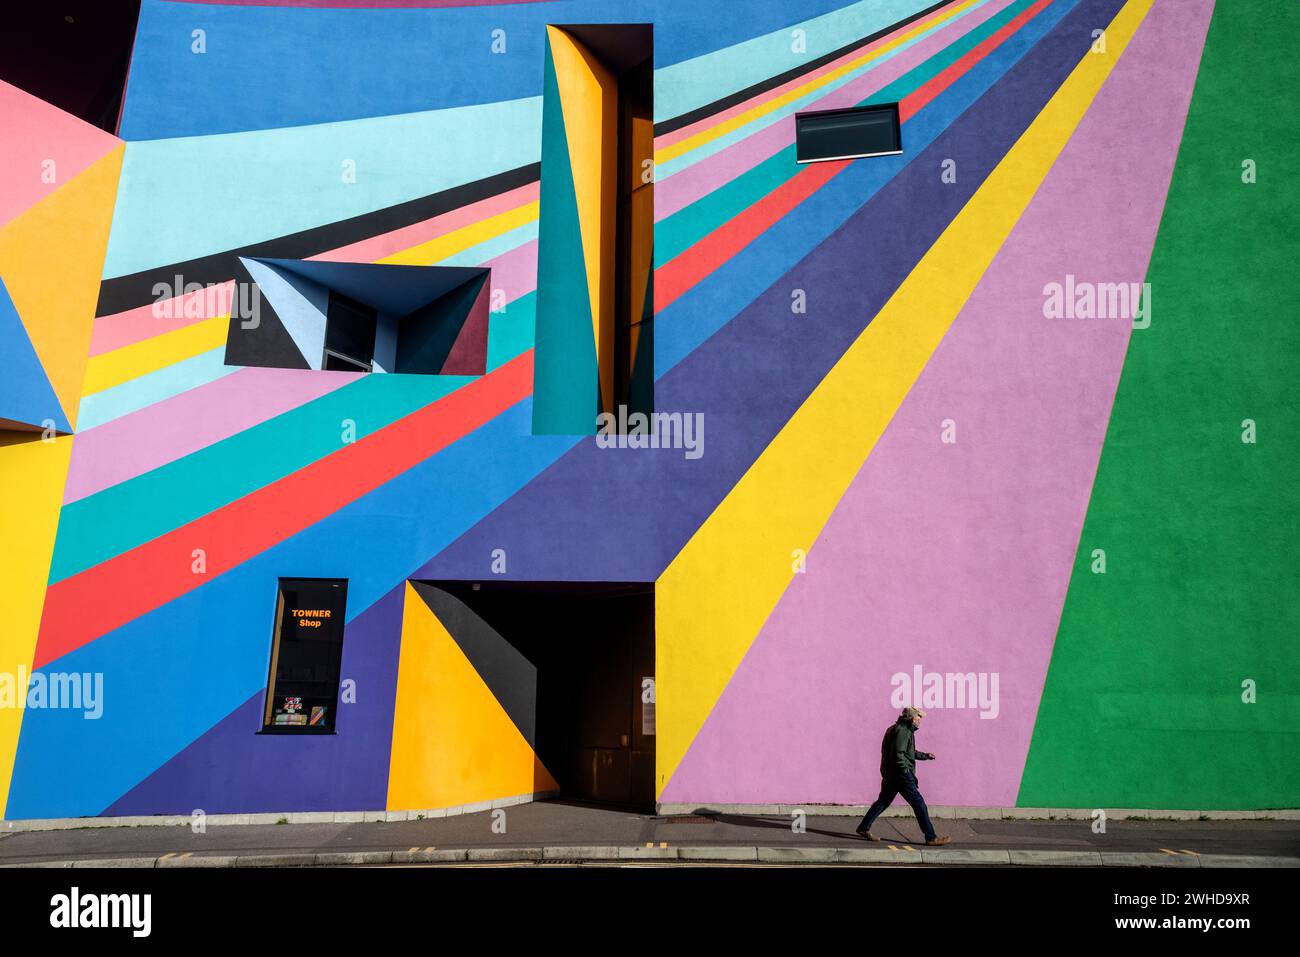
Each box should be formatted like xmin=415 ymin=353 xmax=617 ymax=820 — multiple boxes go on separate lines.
xmin=855 ymin=706 xmax=950 ymax=845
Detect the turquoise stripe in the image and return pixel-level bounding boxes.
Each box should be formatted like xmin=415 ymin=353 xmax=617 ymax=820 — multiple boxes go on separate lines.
xmin=50 ymin=372 xmax=473 ymax=582
xmin=487 ymin=292 xmax=536 ymax=372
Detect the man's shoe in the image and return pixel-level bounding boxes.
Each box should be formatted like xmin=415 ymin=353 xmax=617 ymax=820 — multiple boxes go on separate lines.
xmin=855 ymin=828 xmax=881 ymax=842
xmin=925 ymin=835 xmax=951 ymax=846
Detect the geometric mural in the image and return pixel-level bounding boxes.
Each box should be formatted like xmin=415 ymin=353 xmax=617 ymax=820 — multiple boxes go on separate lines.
xmin=2 ymin=0 xmax=1296 ymax=821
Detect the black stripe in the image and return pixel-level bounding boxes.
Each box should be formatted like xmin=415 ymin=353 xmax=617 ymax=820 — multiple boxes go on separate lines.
xmin=95 ymin=162 xmax=540 ymax=318
xmin=652 ymin=0 xmax=958 ymax=137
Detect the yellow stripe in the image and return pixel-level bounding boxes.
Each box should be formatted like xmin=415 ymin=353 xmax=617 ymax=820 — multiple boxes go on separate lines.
xmin=653 ymin=0 xmax=978 ymax=166
xmin=380 ymin=201 xmax=538 ymax=267
xmin=82 ymin=314 xmax=229 ymax=395
xmin=0 ymin=434 xmax=75 ymax=814
xmin=654 ymin=0 xmax=1153 ymax=795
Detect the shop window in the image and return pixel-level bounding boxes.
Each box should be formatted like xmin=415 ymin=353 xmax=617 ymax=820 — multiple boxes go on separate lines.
xmin=262 ymin=578 xmax=348 ymax=733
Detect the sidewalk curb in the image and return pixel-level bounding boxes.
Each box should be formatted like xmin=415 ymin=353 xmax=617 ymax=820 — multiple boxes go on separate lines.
xmin=1 ymin=848 xmax=1296 ymax=868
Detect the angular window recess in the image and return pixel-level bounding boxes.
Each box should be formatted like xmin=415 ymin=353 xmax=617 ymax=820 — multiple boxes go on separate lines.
xmin=533 ymin=24 xmax=654 ymax=435
xmin=224 ymin=258 xmax=491 ymax=376
xmin=795 ymin=103 xmax=902 ymax=164
xmin=262 ymin=578 xmax=349 ymax=734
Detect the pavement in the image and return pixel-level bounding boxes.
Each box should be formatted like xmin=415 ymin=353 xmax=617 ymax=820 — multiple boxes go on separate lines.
xmin=2 ymin=801 xmax=1298 ymax=867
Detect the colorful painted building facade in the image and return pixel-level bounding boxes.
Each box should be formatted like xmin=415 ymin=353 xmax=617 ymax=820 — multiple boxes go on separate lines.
xmin=1 ymin=0 xmax=1296 ymax=821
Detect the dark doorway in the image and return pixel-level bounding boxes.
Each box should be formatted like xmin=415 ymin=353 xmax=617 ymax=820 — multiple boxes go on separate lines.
xmin=414 ymin=581 xmax=655 ymax=810
xmin=0 ymin=1 xmax=141 ymax=133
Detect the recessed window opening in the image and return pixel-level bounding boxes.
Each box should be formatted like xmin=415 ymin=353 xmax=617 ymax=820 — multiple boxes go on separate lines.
xmin=795 ymin=103 xmax=902 ymax=164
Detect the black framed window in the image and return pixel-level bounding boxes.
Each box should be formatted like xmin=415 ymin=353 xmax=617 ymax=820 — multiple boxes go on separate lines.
xmin=262 ymin=578 xmax=348 ymax=733
xmin=795 ymin=103 xmax=902 ymax=163
xmin=323 ymin=292 xmax=377 ymax=371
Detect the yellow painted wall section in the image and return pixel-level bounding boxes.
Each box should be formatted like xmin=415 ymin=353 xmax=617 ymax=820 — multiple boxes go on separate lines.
xmin=0 ymin=434 xmax=75 ymax=815
xmin=548 ymin=25 xmax=618 ymax=414
xmin=0 ymin=145 xmax=123 ymax=429
xmin=387 ymin=583 xmax=557 ymax=811
xmin=653 ymin=0 xmax=1154 ymax=796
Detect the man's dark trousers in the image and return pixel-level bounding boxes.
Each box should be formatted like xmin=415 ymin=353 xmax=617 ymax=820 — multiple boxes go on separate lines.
xmin=856 ymin=772 xmax=937 ymax=841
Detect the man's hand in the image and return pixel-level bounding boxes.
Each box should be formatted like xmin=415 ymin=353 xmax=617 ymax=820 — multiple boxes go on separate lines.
xmin=923 ymin=752 xmax=935 ymax=760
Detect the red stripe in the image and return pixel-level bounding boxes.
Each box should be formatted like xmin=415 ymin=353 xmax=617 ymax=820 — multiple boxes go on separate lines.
xmin=655 ymin=160 xmax=846 ymax=313
xmin=33 ymin=351 xmax=534 ymax=668
xmin=900 ymin=0 xmax=1053 ymax=121
xmin=653 ymin=0 xmax=1051 ymax=312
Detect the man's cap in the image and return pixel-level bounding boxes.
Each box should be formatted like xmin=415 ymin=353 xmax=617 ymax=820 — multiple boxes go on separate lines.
xmin=901 ymin=707 xmax=926 ymax=720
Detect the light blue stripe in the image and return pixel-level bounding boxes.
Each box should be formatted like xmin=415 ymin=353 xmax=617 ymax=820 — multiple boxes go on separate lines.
xmin=105 ymin=96 xmax=542 ymax=281
xmin=436 ymin=220 xmax=539 ymax=268
xmin=655 ymin=0 xmax=935 ymax=122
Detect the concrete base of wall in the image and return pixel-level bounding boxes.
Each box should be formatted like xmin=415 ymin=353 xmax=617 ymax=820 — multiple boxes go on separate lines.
xmin=0 ymin=789 xmax=560 ymax=834
xmin=655 ymin=804 xmax=1300 ymax=821
xmin=5 ymin=797 xmax=1297 ymax=834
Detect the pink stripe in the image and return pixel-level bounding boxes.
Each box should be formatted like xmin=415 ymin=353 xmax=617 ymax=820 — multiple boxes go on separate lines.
xmin=481 ymin=238 xmax=537 ymax=304
xmin=656 ymin=0 xmax=966 ymax=151
xmin=91 ymin=280 xmax=236 ymax=356
xmin=310 ymin=181 xmax=538 ymax=264
xmin=64 ymin=367 xmax=354 ymax=503
xmin=655 ymin=0 xmax=1013 ymax=222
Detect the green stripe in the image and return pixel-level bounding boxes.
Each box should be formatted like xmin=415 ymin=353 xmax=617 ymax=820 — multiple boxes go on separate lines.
xmin=1018 ymin=0 xmax=1300 ymax=809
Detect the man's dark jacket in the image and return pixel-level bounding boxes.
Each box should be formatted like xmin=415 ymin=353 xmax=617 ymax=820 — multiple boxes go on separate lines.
xmin=880 ymin=718 xmax=933 ymax=779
